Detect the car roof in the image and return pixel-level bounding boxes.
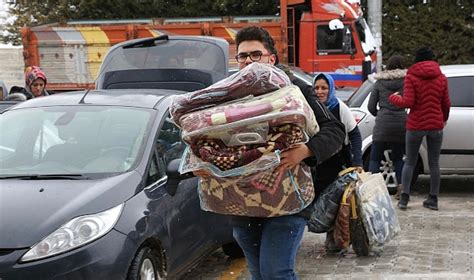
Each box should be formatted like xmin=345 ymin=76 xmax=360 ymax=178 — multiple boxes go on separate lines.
xmin=9 ymin=89 xmax=179 ymax=110
xmin=441 ymin=64 xmax=474 ymax=77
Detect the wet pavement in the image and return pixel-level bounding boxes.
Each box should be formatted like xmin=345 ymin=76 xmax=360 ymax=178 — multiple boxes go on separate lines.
xmin=182 ymin=175 xmax=474 ymax=279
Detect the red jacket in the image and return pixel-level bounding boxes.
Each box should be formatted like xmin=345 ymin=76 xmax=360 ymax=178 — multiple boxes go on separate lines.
xmin=389 ymin=61 xmax=450 ymax=130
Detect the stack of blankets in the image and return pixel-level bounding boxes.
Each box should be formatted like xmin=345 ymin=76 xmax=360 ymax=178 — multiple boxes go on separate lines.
xmin=171 ymin=63 xmax=319 ymax=217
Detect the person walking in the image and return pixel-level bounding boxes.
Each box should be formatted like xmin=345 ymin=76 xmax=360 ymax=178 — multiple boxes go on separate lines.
xmin=8 ymin=66 xmax=51 ymax=100
xmin=368 ymin=55 xmax=407 ymax=199
xmin=196 ymin=26 xmax=345 ymax=279
xmin=389 ymin=47 xmax=450 ymax=211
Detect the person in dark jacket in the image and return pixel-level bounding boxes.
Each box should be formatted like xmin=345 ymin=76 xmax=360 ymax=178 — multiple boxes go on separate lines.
xmin=195 ymin=26 xmax=345 ymax=280
xmin=368 ymin=55 xmax=407 ymax=199
xmin=8 ymin=66 xmax=51 ymax=100
xmin=389 ymin=47 xmax=450 ymax=211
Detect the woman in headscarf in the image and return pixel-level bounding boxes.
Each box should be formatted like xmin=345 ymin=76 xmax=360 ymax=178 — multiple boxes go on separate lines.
xmin=312 ymin=72 xmax=363 ymax=252
xmin=8 ymin=66 xmax=51 ymax=100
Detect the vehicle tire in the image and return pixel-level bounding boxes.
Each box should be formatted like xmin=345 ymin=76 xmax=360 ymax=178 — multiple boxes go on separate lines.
xmin=363 ymin=149 xmax=420 ymax=194
xmin=128 ymin=247 xmax=165 ymax=280
xmin=222 ymin=242 xmax=245 ymax=258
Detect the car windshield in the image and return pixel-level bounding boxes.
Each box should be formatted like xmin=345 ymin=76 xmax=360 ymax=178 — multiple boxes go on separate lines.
xmin=0 ymin=106 xmax=153 ymax=177
xmin=346 ymin=79 xmax=375 ymax=107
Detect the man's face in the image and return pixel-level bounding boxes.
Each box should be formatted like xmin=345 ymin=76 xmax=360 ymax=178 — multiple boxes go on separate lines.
xmin=236 ymin=40 xmax=276 ymax=70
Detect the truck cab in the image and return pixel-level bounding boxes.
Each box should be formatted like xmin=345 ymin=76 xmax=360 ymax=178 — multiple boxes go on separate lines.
xmin=285 ymin=0 xmax=377 ymax=87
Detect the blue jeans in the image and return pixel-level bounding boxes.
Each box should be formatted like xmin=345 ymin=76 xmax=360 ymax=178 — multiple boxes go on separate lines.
xmin=368 ymin=141 xmax=405 ymax=184
xmin=232 ymin=215 xmax=306 ymax=280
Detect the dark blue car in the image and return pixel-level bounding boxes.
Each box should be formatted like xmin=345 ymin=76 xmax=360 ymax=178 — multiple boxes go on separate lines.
xmin=0 ymin=36 xmax=241 ymax=279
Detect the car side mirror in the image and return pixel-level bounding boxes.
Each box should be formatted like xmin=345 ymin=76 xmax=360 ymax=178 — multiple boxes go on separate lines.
xmin=165 ymin=158 xmax=194 ymax=196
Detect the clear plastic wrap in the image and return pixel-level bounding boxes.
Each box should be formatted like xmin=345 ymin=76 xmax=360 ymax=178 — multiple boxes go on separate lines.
xmin=179 ymin=146 xmax=282 ymax=178
xmin=179 ymin=85 xmax=319 ymax=145
xmin=355 ymin=173 xmax=401 ymax=247
xmin=170 ymin=63 xmax=291 ymax=125
xmin=197 ymin=162 xmax=315 ymax=217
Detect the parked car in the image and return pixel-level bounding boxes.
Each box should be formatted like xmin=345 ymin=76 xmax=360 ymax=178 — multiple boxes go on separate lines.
xmin=1 ymin=80 xmax=8 ymax=100
xmin=347 ymin=64 xmax=474 ymax=191
xmin=0 ymin=100 xmax=20 ymax=113
xmin=0 ymin=89 xmax=241 ymax=279
xmin=0 ymin=36 xmax=241 ymax=280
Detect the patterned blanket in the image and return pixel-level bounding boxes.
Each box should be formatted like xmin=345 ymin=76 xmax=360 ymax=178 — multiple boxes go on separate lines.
xmin=180 ymin=85 xmax=319 ymax=145
xmin=198 ymin=163 xmax=315 ymax=217
xmin=191 ymin=124 xmax=304 ymax=171
xmin=170 ymin=63 xmax=291 ymax=125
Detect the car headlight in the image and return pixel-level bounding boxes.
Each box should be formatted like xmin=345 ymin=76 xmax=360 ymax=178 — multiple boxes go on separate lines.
xmin=21 ymin=204 xmax=123 ymax=262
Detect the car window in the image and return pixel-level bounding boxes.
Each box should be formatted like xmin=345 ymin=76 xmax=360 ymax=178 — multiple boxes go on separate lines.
xmin=100 ymin=38 xmax=227 ymax=76
xmin=147 ymin=113 xmax=185 ymax=183
xmin=448 ymin=76 xmax=474 ymax=107
xmin=0 ymin=106 xmax=152 ymax=177
xmin=346 ymin=79 xmax=374 ymax=107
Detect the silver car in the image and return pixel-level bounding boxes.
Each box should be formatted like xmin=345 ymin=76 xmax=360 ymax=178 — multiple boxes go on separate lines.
xmin=348 ymin=64 xmax=474 ymax=191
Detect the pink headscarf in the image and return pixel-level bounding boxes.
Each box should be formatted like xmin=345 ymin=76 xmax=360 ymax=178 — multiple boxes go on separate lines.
xmin=25 ymin=66 xmax=47 ymax=88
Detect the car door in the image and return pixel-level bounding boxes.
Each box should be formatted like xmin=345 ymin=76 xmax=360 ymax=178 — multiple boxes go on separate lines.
xmin=145 ymin=112 xmax=219 ymax=272
xmin=439 ymin=75 xmax=474 ymax=173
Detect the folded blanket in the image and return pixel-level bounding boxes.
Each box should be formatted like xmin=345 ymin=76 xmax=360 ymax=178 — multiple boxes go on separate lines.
xmin=180 ymin=85 xmax=319 ymax=145
xmin=170 ymin=63 xmax=291 ymax=125
xmin=191 ymin=124 xmax=304 ymax=171
xmin=198 ymin=163 xmax=315 ymax=217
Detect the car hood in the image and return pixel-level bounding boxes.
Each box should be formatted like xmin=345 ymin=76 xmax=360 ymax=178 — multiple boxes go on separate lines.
xmin=0 ymin=171 xmax=142 ymax=248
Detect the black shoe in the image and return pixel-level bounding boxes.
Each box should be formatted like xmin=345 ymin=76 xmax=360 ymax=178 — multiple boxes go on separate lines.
xmin=423 ymin=195 xmax=438 ymax=210
xmin=398 ymin=193 xmax=409 ymax=210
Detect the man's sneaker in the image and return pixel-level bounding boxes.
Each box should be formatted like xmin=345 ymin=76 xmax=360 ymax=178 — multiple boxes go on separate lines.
xmin=423 ymin=195 xmax=439 ymax=210
xmin=398 ymin=193 xmax=409 ymax=210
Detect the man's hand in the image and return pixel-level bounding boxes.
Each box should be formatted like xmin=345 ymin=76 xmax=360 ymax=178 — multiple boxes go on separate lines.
xmin=277 ymin=144 xmax=313 ymax=173
xmin=392 ymin=91 xmax=400 ymax=96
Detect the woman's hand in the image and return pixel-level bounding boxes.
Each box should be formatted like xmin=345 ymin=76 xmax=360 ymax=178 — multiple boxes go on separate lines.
xmin=277 ymin=144 xmax=313 ymax=173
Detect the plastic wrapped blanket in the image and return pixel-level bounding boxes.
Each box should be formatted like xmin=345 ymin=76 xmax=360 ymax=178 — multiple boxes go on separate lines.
xmin=179 ymin=85 xmax=318 ymax=145
xmin=178 ymin=85 xmax=319 ymax=176
xmin=170 ymin=63 xmax=291 ymax=125
xmin=356 ymin=173 xmax=401 ymax=247
xmin=197 ymin=163 xmax=314 ymax=217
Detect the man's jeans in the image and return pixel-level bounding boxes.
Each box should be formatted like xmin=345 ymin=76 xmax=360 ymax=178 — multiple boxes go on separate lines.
xmin=232 ymin=215 xmax=306 ymax=280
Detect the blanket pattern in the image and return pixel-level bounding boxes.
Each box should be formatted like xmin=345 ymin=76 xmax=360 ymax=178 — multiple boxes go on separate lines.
xmin=191 ymin=124 xmax=304 ymax=171
xmin=198 ymin=163 xmax=315 ymax=217
xmin=171 ymin=63 xmax=291 ymax=125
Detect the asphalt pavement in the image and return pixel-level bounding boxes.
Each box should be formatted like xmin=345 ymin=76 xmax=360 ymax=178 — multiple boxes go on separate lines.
xmin=182 ymin=175 xmax=474 ymax=279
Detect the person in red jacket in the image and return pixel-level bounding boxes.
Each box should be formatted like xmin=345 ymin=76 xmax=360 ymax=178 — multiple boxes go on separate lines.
xmin=389 ymin=47 xmax=451 ymax=211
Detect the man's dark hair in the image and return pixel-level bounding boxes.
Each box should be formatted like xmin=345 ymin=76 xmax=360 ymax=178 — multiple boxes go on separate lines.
xmin=235 ymin=26 xmax=279 ymax=64
xmin=386 ymin=55 xmax=405 ymax=70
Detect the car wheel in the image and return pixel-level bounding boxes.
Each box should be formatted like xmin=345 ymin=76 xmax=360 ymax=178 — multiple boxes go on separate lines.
xmin=222 ymin=242 xmax=245 ymax=258
xmin=128 ymin=247 xmax=165 ymax=280
xmin=363 ymin=149 xmax=398 ymax=194
xmin=363 ymin=149 xmax=421 ymax=194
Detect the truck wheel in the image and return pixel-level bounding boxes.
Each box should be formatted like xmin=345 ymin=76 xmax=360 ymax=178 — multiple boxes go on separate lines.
xmin=128 ymin=247 xmax=165 ymax=280
xmin=222 ymin=242 xmax=245 ymax=258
